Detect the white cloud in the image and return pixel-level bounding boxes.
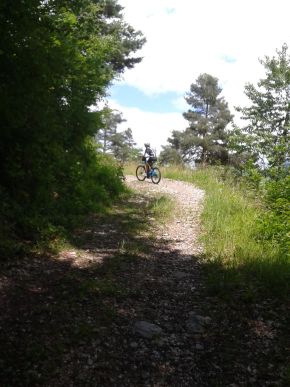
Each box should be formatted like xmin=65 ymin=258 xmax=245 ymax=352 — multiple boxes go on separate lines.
xmin=110 ymin=0 xmax=290 ymax=151
xmin=109 ymin=99 xmax=187 ymax=155
xmin=119 ymin=0 xmax=289 ymax=100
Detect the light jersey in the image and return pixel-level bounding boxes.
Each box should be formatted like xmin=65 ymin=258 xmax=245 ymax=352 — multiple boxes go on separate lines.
xmin=144 ymin=147 xmax=154 ymax=158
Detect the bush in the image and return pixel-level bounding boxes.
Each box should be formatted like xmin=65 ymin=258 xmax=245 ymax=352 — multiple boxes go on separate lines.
xmin=162 ymin=164 xmax=290 ymax=296
xmin=0 ymin=148 xmax=125 ymax=258
xmin=257 ymin=174 xmax=290 ymax=257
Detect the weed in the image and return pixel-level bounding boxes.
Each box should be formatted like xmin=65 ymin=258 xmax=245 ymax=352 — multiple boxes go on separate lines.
xmin=148 ymin=195 xmax=175 ymax=223
xmin=162 ymin=165 xmax=290 ymax=298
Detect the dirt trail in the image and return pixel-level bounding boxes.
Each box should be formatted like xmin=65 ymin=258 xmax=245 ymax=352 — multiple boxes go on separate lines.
xmin=53 ymin=176 xmax=212 ymax=386
xmin=0 ymin=176 xmax=288 ymax=386
xmin=125 ymin=175 xmax=205 ymax=256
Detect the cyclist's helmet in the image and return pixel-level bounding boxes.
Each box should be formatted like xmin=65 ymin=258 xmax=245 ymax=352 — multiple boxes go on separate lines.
xmin=144 ymin=143 xmax=150 ymax=147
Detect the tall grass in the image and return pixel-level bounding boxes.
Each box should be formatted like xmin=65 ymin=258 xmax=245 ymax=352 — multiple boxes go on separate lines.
xmin=162 ymin=165 xmax=289 ymax=297
xmin=123 ymin=162 xmax=137 ymax=176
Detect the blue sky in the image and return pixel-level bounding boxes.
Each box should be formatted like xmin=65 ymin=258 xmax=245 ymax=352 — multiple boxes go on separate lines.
xmin=102 ymin=0 xmax=290 ymax=154
xmin=109 ymin=85 xmax=184 ymax=114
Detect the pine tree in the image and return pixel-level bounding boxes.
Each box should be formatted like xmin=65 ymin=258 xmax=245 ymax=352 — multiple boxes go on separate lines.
xmin=111 ymin=128 xmax=141 ymax=162
xmin=183 ymin=73 xmax=233 ymax=164
xmin=97 ymin=108 xmax=126 ymax=153
xmin=96 ymin=109 xmax=141 ymax=162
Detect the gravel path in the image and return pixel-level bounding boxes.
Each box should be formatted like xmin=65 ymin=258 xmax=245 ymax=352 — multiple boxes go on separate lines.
xmin=1 ymin=176 xmax=288 ymax=386
xmin=50 ymin=176 xmax=211 ymax=386
xmin=125 ymin=175 xmax=205 ymax=256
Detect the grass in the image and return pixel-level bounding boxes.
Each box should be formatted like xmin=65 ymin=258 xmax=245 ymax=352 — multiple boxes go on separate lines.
xmin=123 ymin=162 xmax=138 ymax=176
xmin=148 ymin=195 xmax=175 ymax=224
xmin=161 ymin=165 xmax=290 ymax=298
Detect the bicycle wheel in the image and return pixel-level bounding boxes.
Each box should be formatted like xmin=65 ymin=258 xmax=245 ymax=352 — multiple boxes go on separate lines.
xmin=151 ymin=167 xmax=161 ymax=184
xmin=136 ymin=165 xmax=146 ymax=181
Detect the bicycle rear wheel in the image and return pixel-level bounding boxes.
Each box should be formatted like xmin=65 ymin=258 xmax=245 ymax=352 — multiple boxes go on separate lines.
xmin=136 ymin=165 xmax=146 ymax=181
xmin=151 ymin=167 xmax=161 ymax=184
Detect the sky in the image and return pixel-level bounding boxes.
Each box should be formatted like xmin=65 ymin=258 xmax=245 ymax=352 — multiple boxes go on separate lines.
xmin=105 ymin=0 xmax=290 ymax=154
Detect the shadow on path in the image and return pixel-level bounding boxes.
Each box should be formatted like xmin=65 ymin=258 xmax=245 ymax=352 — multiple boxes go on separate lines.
xmin=0 ymin=191 xmax=289 ymax=386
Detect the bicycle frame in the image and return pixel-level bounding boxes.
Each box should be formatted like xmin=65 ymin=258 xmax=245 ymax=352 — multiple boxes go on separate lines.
xmin=143 ymin=156 xmax=157 ymax=172
xmin=136 ymin=158 xmax=161 ymax=183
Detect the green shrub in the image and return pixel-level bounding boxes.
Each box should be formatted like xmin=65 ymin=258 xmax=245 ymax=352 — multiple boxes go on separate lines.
xmin=163 ymin=165 xmax=290 ymax=297
xmin=257 ymin=174 xmax=290 ymax=257
xmin=0 ymin=148 xmax=125 ymax=258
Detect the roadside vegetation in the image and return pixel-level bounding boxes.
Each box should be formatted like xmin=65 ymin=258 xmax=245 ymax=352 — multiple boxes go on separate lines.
xmin=125 ymin=157 xmax=289 ymax=298
xmin=161 ymin=166 xmax=289 ymax=299
xmin=1 ymin=1 xmax=288 ymax=384
xmin=157 ymin=44 xmax=289 ymax=300
xmin=0 ymin=0 xmax=145 ymax=258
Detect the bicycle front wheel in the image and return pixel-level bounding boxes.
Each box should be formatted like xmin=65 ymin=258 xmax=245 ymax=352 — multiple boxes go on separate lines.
xmin=151 ymin=167 xmax=161 ymax=184
xmin=136 ymin=165 xmax=146 ymax=181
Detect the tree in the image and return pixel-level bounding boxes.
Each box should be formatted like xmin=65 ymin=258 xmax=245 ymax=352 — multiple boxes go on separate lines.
xmin=0 ymin=0 xmax=145 ymax=248
xmin=227 ymin=125 xmax=259 ymax=169
xmin=159 ymin=130 xmax=191 ymax=165
xmin=97 ymin=107 xmax=126 ymax=153
xmin=236 ymin=44 xmax=290 ymax=170
xmin=96 ymin=108 xmax=141 ymax=162
xmin=183 ymin=73 xmax=233 ymax=165
xmin=111 ymin=128 xmax=141 ymax=162
xmin=159 ymin=146 xmax=183 ymax=166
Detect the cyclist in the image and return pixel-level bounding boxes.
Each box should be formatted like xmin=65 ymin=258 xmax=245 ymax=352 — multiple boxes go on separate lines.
xmin=143 ymin=143 xmax=155 ymax=178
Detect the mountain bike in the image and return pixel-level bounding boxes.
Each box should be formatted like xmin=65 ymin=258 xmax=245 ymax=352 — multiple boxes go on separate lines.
xmin=136 ymin=157 xmax=161 ymax=184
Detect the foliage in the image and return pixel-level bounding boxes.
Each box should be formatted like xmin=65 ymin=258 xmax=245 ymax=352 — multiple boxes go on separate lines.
xmin=95 ymin=107 xmax=126 ymax=153
xmin=0 ymin=150 xmax=126 ymax=257
xmin=227 ymin=45 xmax=290 ymax=263
xmin=185 ymin=73 xmax=233 ymax=164
xmin=257 ymin=173 xmax=290 ymax=257
xmin=160 ymin=74 xmax=233 ymax=165
xmin=227 ymin=126 xmax=259 ymax=169
xmin=236 ymin=44 xmax=290 ymax=170
xmin=110 ymin=127 xmax=142 ymax=162
xmin=159 ymin=143 xmax=184 ymax=166
xmin=162 ymin=165 xmax=290 ymax=296
xmin=0 ymin=0 xmax=145 ymax=255
xmin=96 ymin=108 xmax=142 ymax=162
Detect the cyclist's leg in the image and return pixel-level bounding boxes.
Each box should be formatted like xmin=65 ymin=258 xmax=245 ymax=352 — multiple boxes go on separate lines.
xmin=145 ymin=162 xmax=150 ymax=177
xmin=148 ymin=160 xmax=153 ymax=176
